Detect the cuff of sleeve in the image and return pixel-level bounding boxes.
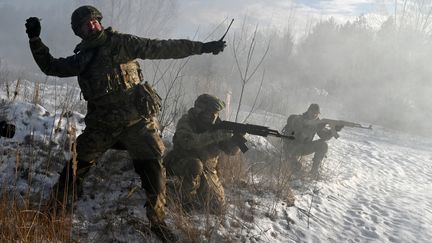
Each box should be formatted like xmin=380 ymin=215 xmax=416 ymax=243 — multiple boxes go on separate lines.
xmin=29 ymin=37 xmax=45 ymax=52
xmin=29 ymin=37 xmax=41 ymax=42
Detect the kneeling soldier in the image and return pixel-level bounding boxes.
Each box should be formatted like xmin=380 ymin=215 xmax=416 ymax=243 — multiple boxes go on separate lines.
xmin=165 ymin=94 xmax=241 ymax=213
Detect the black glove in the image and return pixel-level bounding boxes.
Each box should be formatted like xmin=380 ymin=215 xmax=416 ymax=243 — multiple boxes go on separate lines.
xmin=335 ymin=125 xmax=344 ymax=132
xmin=25 ymin=17 xmax=41 ymax=39
xmin=202 ymin=40 xmax=226 ymax=54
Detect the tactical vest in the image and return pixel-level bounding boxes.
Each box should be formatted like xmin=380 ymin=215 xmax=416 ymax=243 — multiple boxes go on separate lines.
xmin=77 ymin=31 xmax=143 ymax=102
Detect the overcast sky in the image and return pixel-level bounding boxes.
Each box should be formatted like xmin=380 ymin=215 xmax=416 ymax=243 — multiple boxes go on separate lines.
xmin=0 ymin=0 xmax=395 ymax=70
xmin=0 ymin=0 xmax=395 ymax=39
xmin=172 ymin=0 xmax=395 ymax=40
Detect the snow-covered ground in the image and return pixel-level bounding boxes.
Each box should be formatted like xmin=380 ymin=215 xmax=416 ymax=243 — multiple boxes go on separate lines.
xmin=286 ymin=127 xmax=432 ymax=242
xmin=1 ymin=94 xmax=431 ymax=242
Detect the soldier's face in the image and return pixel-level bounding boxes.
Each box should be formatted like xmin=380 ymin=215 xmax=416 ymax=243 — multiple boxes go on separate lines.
xmin=78 ymin=18 xmax=102 ymax=39
xmin=307 ymin=111 xmax=319 ymax=120
xmin=199 ymin=110 xmax=219 ymax=125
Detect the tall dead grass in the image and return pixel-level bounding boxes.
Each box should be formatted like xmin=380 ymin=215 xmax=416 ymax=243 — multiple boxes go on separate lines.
xmin=0 ymin=190 xmax=72 ymax=242
xmin=0 ymin=78 xmax=75 ymax=242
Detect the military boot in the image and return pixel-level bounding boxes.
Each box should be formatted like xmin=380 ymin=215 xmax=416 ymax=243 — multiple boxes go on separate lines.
xmin=52 ymin=159 xmax=93 ymax=209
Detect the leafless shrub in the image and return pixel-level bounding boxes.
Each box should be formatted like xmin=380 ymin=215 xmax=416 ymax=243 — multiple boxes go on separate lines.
xmin=0 ymin=58 xmax=10 ymax=100
xmin=12 ymin=79 xmax=21 ymax=102
xmin=150 ymin=59 xmax=190 ymax=134
xmin=218 ymin=153 xmax=248 ymax=188
xmin=32 ymin=82 xmax=40 ymax=105
xmin=0 ymin=140 xmax=73 ymax=242
xmin=232 ymin=18 xmax=270 ymax=122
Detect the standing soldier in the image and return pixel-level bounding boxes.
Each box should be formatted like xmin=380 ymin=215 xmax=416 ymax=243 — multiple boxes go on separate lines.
xmin=164 ymin=94 xmax=241 ymax=213
xmin=25 ymin=5 xmax=225 ymax=242
xmin=282 ymin=104 xmax=343 ymax=176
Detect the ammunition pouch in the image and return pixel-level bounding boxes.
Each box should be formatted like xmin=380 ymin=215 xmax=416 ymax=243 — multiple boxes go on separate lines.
xmin=134 ymin=81 xmax=162 ymax=118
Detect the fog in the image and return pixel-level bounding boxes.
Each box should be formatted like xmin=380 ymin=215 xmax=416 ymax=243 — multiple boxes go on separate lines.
xmin=1 ymin=0 xmax=431 ymax=136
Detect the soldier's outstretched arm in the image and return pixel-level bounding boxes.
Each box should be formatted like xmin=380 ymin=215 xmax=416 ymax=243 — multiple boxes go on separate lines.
xmin=29 ymin=39 xmax=87 ymax=77
xmin=26 ymin=17 xmax=82 ymax=77
xmin=119 ymin=33 xmax=225 ymax=60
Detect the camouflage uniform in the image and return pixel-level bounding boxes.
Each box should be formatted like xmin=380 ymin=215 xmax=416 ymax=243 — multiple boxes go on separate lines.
xmin=282 ymin=104 xmax=332 ymax=173
xmin=26 ymin=6 xmax=221 ymax=229
xmin=165 ymin=94 xmax=240 ymax=213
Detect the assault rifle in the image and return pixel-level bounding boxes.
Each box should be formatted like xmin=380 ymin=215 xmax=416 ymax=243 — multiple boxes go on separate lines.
xmin=306 ymin=118 xmax=372 ymax=139
xmin=0 ymin=121 xmax=16 ymax=138
xmin=214 ymin=120 xmax=294 ymax=153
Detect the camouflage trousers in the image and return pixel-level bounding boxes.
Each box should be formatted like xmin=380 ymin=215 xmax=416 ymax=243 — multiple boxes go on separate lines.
xmin=165 ymin=156 xmax=225 ymax=214
xmin=284 ymin=139 xmax=328 ymax=171
xmin=57 ymin=117 xmax=167 ymax=223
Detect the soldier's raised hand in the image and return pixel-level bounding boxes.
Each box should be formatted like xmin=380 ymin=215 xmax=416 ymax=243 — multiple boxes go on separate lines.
xmin=202 ymin=40 xmax=226 ymax=55
xmin=25 ymin=17 xmax=41 ymax=39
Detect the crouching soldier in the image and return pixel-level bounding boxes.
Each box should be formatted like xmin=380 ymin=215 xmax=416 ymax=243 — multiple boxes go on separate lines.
xmin=282 ymin=104 xmax=342 ymax=176
xmin=165 ymin=94 xmax=242 ymax=213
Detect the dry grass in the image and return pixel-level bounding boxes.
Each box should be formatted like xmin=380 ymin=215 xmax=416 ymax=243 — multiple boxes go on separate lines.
xmin=0 ymin=79 xmax=76 ymax=242
xmin=0 ymin=188 xmax=73 ymax=243
xmin=167 ymin=178 xmax=225 ymax=243
xmin=218 ymin=153 xmax=248 ymax=188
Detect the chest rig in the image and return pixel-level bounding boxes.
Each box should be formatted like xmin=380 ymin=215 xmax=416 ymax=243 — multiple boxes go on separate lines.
xmin=77 ymin=32 xmax=143 ymax=101
xmin=77 ymin=30 xmax=161 ymax=121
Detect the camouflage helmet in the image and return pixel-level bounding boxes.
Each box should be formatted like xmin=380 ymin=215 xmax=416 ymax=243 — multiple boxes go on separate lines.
xmin=194 ymin=94 xmax=225 ymax=112
xmin=307 ymin=103 xmax=320 ymax=114
xmin=71 ymin=5 xmax=102 ymax=35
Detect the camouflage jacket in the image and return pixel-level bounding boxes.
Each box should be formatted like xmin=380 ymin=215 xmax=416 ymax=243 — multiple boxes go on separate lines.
xmin=282 ymin=113 xmax=332 ymax=146
xmin=170 ymin=109 xmax=240 ymax=171
xmin=29 ymin=28 xmax=204 ymax=130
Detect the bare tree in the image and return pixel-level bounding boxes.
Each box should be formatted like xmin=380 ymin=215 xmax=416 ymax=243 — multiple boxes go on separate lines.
xmin=0 ymin=58 xmax=10 ymax=99
xmin=150 ymin=58 xmax=190 ymax=134
xmin=232 ymin=20 xmax=270 ymax=122
xmin=393 ymin=0 xmax=432 ymax=33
